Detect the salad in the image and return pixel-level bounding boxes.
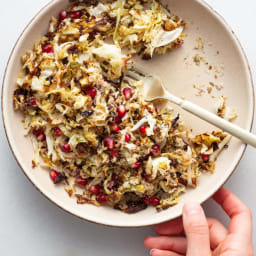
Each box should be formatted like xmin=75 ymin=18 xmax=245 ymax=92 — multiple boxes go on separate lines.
xmin=13 ymin=0 xmax=230 ymax=213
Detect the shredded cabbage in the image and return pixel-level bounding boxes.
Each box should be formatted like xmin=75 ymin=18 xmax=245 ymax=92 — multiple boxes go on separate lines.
xmin=13 ymin=0 xmax=231 ymax=214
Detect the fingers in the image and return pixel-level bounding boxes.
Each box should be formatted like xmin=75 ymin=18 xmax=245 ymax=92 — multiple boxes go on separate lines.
xmin=213 ymin=187 xmax=252 ymax=236
xmin=144 ymin=236 xmax=187 ymax=254
xmin=207 ymin=218 xmax=228 ymax=249
xmin=150 ymin=249 xmax=183 ymax=256
xmin=182 ymin=202 xmax=211 ymax=256
xmin=154 ymin=217 xmax=227 ymax=249
xmin=154 ymin=218 xmax=183 ymax=236
xmin=212 ymin=234 xmax=254 ymax=256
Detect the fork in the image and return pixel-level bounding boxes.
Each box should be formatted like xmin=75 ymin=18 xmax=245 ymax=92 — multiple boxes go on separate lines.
xmin=126 ymin=66 xmax=256 ymax=148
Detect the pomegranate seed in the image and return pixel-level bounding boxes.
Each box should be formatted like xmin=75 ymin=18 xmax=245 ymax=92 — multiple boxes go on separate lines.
xmin=202 ymin=154 xmax=210 ymax=162
xmin=117 ymin=105 xmax=127 ymax=119
xmin=139 ymin=125 xmax=147 ymax=135
xmin=42 ymin=44 xmax=54 ymax=53
xmin=90 ymin=185 xmax=100 ymax=195
xmin=104 ymin=137 xmax=115 ymax=150
xmin=111 ymin=149 xmax=118 ymax=158
xmin=53 ymin=127 xmax=62 ymax=137
xmin=50 ymin=170 xmax=59 ymax=183
xmin=32 ymin=129 xmax=43 ymax=137
xmin=125 ymin=133 xmax=131 ymax=142
xmin=28 ymin=97 xmax=37 ymax=106
xmin=123 ymin=87 xmax=132 ymax=100
xmin=50 ymin=170 xmax=65 ymax=184
xmin=70 ymin=11 xmax=82 ymax=19
xmin=132 ymin=161 xmax=141 ymax=169
xmin=37 ymin=133 xmax=46 ymax=142
xmin=98 ymin=194 xmax=107 ymax=203
xmin=61 ymin=142 xmax=71 ymax=153
xmin=143 ymin=196 xmax=150 ymax=205
xmin=150 ymin=196 xmax=160 ymax=206
xmin=112 ymin=124 xmax=120 ymax=133
xmin=59 ymin=10 xmax=67 ymax=20
xmin=152 ymin=144 xmax=161 ymax=156
xmin=114 ymin=116 xmax=122 ymax=124
xmin=87 ymin=88 xmax=97 ymax=98
xmin=76 ymin=177 xmax=88 ymax=187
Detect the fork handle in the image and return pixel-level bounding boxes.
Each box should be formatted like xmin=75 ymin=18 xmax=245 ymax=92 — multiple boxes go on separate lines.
xmin=164 ymin=92 xmax=256 ymax=147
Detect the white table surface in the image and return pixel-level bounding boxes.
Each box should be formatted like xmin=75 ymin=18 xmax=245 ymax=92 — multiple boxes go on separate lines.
xmin=0 ymin=0 xmax=255 ymax=255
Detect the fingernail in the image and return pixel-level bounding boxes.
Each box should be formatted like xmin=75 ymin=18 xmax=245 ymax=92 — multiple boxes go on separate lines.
xmin=150 ymin=249 xmax=156 ymax=255
xmin=184 ymin=202 xmax=202 ymax=216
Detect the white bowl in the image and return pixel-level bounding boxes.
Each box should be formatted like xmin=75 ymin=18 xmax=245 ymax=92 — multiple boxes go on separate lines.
xmin=2 ymin=0 xmax=254 ymax=227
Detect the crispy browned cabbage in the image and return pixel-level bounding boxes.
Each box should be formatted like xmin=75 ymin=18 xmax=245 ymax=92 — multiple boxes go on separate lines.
xmin=13 ymin=0 xmax=230 ymax=213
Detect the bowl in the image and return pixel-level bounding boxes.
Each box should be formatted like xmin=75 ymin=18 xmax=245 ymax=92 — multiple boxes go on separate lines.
xmin=2 ymin=0 xmax=254 ymax=227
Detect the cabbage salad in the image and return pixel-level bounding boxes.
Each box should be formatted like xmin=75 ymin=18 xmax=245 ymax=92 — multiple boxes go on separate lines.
xmin=13 ymin=0 xmax=230 ymax=213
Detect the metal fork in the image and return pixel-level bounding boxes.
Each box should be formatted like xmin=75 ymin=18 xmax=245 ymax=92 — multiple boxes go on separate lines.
xmin=125 ymin=66 xmax=256 ymax=148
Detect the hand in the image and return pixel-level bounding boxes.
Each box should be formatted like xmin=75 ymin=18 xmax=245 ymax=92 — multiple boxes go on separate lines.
xmin=144 ymin=187 xmax=253 ymax=256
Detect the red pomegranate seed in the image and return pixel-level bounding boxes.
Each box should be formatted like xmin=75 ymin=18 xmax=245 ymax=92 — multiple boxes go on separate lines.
xmin=139 ymin=125 xmax=147 ymax=135
xmin=32 ymin=129 xmax=45 ymax=141
xmin=150 ymin=196 xmax=160 ymax=206
xmin=132 ymin=161 xmax=141 ymax=169
xmin=70 ymin=11 xmax=82 ymax=19
xmin=50 ymin=170 xmax=59 ymax=183
xmin=28 ymin=97 xmax=37 ymax=106
xmin=111 ymin=149 xmax=118 ymax=158
xmin=98 ymin=194 xmax=107 ymax=203
xmin=32 ymin=129 xmax=43 ymax=137
xmin=112 ymin=124 xmax=120 ymax=133
xmin=114 ymin=116 xmax=122 ymax=124
xmin=42 ymin=44 xmax=54 ymax=53
xmin=87 ymin=88 xmax=97 ymax=98
xmin=123 ymin=87 xmax=132 ymax=100
xmin=125 ymin=133 xmax=131 ymax=142
xmin=37 ymin=133 xmax=46 ymax=142
xmin=50 ymin=170 xmax=64 ymax=184
xmin=59 ymin=10 xmax=67 ymax=20
xmin=90 ymin=185 xmax=100 ymax=195
xmin=104 ymin=137 xmax=115 ymax=150
xmin=143 ymin=196 xmax=150 ymax=205
xmin=202 ymin=154 xmax=210 ymax=162
xmin=152 ymin=144 xmax=161 ymax=156
xmin=76 ymin=177 xmax=88 ymax=187
xmin=53 ymin=127 xmax=62 ymax=137
xmin=117 ymin=105 xmax=127 ymax=119
xmin=61 ymin=142 xmax=71 ymax=153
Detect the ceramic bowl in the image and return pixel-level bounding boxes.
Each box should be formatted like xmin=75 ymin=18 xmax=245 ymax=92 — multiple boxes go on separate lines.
xmin=2 ymin=0 xmax=254 ymax=227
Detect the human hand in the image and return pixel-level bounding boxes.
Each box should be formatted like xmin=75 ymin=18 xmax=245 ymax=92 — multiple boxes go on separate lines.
xmin=144 ymin=187 xmax=254 ymax=256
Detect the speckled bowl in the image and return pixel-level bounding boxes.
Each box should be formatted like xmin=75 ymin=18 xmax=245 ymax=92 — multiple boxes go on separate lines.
xmin=2 ymin=0 xmax=254 ymax=227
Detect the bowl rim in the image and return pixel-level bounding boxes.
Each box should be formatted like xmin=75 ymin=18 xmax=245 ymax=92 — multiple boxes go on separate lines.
xmin=2 ymin=0 xmax=255 ymax=228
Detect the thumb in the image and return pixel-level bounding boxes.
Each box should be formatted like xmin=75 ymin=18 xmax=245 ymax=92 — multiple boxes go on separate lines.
xmin=183 ymin=202 xmax=211 ymax=256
